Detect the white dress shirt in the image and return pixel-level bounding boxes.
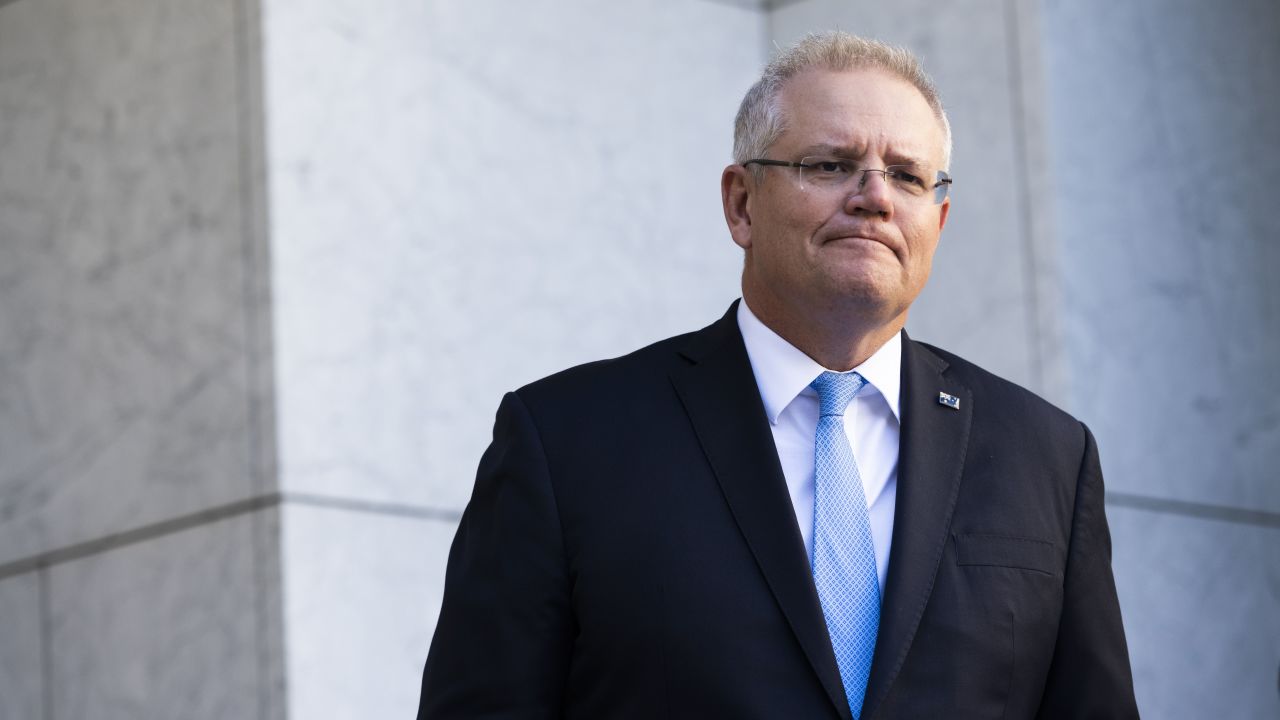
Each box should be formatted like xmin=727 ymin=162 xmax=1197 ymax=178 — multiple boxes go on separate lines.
xmin=736 ymin=300 xmax=900 ymax=591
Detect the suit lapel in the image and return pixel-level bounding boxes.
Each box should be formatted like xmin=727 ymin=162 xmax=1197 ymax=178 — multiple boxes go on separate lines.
xmin=860 ymin=334 xmax=972 ymax=718
xmin=669 ymin=304 xmax=853 ymax=720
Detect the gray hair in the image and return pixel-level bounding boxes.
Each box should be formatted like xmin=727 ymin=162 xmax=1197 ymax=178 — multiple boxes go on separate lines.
xmin=733 ymin=32 xmax=952 ymax=174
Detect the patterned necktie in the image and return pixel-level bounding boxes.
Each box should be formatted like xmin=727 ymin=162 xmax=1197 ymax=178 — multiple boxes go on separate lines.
xmin=810 ymin=370 xmax=880 ymax=718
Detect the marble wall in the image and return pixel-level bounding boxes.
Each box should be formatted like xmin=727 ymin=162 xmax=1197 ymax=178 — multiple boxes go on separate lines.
xmin=4 ymin=0 xmax=1275 ymax=717
xmin=0 ymin=0 xmax=281 ymax=716
xmin=261 ymin=1 xmax=765 ymax=714
xmin=2 ymin=0 xmax=768 ymax=715
xmin=45 ymin=511 xmax=283 ymax=720
xmin=1044 ymin=0 xmax=1280 ymax=513
xmin=1109 ymin=508 xmax=1280 ymax=717
xmin=0 ymin=571 xmax=43 ymax=719
xmin=0 ymin=0 xmax=271 ymax=568
xmin=280 ymin=501 xmax=454 ymax=719
xmin=264 ymin=0 xmax=760 ymax=512
xmin=1042 ymin=0 xmax=1280 ymax=716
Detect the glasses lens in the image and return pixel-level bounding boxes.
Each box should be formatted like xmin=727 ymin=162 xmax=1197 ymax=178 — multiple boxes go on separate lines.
xmin=884 ymin=166 xmax=930 ymax=198
xmin=798 ymin=157 xmax=946 ymax=204
xmin=798 ymin=157 xmax=857 ymax=189
xmin=934 ymin=171 xmax=952 ymax=204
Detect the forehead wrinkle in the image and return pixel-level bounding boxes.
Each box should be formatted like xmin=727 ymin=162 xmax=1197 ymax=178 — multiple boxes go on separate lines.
xmin=883 ymin=149 xmax=930 ymax=169
xmin=795 ymin=142 xmax=866 ymax=159
xmin=793 ymin=141 xmax=932 ymax=171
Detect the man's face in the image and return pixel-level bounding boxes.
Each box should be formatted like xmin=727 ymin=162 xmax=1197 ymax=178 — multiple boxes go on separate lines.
xmin=728 ymin=68 xmax=950 ymax=327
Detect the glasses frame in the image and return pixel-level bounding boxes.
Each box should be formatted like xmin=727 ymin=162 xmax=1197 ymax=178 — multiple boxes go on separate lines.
xmin=743 ymin=157 xmax=953 ymax=204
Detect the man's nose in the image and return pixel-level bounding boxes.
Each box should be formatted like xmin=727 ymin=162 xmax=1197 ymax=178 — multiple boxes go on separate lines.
xmin=845 ymin=169 xmax=893 ymax=217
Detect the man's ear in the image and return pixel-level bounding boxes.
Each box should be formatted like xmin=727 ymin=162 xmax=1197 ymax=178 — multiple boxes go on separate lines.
xmin=937 ymin=196 xmax=950 ymax=233
xmin=721 ymin=164 xmax=753 ymax=250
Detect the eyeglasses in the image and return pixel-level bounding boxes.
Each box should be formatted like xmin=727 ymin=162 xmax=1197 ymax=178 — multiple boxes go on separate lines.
xmin=743 ymin=156 xmax=952 ymax=205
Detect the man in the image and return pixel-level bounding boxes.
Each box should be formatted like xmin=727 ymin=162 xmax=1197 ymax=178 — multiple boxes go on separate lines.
xmin=418 ymin=32 xmax=1137 ymax=719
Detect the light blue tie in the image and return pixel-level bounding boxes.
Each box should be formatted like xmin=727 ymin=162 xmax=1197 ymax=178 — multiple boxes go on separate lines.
xmin=810 ymin=371 xmax=880 ymax=718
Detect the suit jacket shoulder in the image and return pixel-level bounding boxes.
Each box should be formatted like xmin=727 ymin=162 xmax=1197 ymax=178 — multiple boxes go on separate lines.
xmin=511 ymin=309 xmax=745 ymax=451
xmin=913 ymin=340 xmax=1083 ymax=437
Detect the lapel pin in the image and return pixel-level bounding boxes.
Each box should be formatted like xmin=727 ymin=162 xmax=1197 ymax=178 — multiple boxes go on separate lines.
xmin=938 ymin=392 xmax=960 ymax=410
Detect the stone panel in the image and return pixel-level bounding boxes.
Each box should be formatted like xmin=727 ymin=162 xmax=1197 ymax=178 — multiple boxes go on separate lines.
xmin=46 ymin=510 xmax=280 ymax=720
xmin=0 ymin=0 xmax=266 ymax=564
xmin=264 ymin=0 xmax=765 ymax=511
xmin=0 ymin=570 xmax=44 ymax=720
xmin=1043 ymin=0 xmax=1280 ymax=512
xmin=1109 ymin=505 xmax=1280 ymax=719
xmin=280 ymin=501 xmax=456 ymax=720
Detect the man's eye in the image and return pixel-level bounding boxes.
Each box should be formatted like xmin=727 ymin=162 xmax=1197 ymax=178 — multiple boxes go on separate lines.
xmin=890 ymin=170 xmax=923 ymax=185
xmin=813 ymin=160 xmax=853 ymax=174
xmin=799 ymin=158 xmax=857 ymax=186
xmin=888 ymin=168 xmax=927 ymax=192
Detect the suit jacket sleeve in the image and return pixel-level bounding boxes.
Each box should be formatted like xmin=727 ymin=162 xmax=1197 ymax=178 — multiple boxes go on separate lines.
xmin=1037 ymin=423 xmax=1139 ymax=718
xmin=417 ymin=392 xmax=572 ymax=719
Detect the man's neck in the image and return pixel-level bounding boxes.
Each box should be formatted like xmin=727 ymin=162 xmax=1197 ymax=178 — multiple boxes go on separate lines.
xmin=741 ymin=287 xmax=906 ymax=372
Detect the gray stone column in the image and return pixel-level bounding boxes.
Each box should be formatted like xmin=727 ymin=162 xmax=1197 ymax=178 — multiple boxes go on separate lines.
xmin=0 ymin=0 xmax=283 ymax=716
xmin=261 ymin=1 xmax=763 ymax=716
xmin=1 ymin=0 xmax=766 ymax=717
xmin=1042 ymin=1 xmax=1280 ymax=716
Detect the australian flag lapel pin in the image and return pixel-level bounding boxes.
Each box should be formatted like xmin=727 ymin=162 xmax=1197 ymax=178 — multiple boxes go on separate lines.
xmin=938 ymin=391 xmax=960 ymax=410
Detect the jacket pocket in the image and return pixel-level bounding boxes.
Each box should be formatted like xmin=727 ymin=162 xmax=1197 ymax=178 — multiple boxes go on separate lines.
xmin=954 ymin=533 xmax=1061 ymax=576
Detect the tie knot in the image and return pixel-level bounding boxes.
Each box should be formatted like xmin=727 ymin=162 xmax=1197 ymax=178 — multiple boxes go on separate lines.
xmin=810 ymin=371 xmax=866 ymax=417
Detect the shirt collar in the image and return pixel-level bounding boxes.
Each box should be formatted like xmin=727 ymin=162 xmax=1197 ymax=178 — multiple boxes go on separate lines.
xmin=737 ymin=299 xmax=902 ymax=424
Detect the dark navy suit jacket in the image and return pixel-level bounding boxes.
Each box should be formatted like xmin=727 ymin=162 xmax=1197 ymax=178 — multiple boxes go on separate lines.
xmin=418 ymin=303 xmax=1137 ymax=719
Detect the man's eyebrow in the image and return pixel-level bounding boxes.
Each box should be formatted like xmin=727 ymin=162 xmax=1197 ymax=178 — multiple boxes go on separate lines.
xmin=796 ymin=143 xmax=864 ymax=158
xmin=884 ymin=150 xmax=930 ymax=169
xmin=797 ymin=144 xmax=932 ymax=169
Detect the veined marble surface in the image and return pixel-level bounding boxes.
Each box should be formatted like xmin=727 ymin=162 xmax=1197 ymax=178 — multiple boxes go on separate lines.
xmin=281 ymin=501 xmax=455 ymax=720
xmin=47 ymin=509 xmax=281 ymax=720
xmin=0 ymin=570 xmax=44 ymax=720
xmin=1043 ymin=0 xmax=1280 ymax=513
xmin=1109 ymin=506 xmax=1280 ymax=719
xmin=264 ymin=0 xmax=762 ymax=511
xmin=0 ymin=0 xmax=271 ymax=565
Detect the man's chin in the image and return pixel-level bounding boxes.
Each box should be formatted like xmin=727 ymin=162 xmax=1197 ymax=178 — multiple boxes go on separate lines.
xmin=821 ymin=273 xmax=912 ymax=316
xmin=823 ymin=263 xmax=899 ymax=298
